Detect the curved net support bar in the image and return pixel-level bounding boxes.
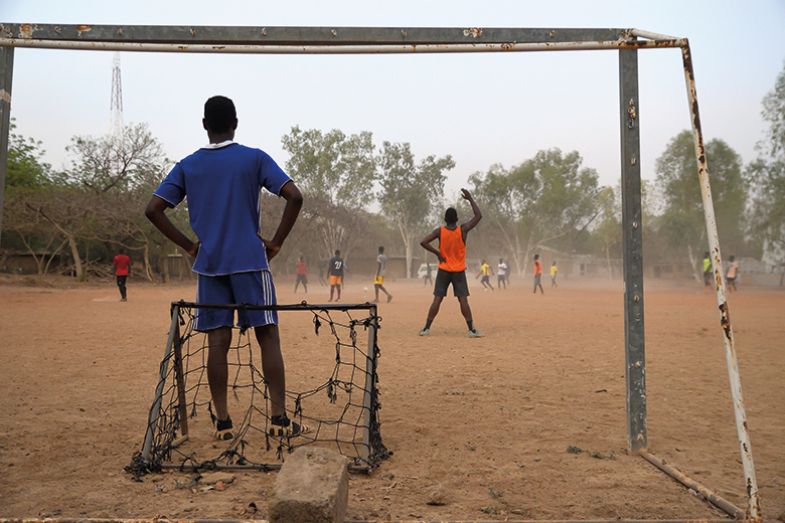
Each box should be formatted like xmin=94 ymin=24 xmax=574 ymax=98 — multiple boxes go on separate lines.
xmin=126 ymin=301 xmax=389 ymax=478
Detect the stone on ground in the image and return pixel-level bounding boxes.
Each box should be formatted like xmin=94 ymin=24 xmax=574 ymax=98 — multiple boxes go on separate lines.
xmin=270 ymin=447 xmax=349 ymax=523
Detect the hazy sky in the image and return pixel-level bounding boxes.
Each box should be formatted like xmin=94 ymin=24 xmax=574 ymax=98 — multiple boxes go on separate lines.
xmin=3 ymin=0 xmax=785 ymax=199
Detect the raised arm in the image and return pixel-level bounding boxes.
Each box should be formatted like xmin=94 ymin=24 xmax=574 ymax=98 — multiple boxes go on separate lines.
xmin=145 ymin=196 xmax=199 ymax=257
xmin=420 ymin=228 xmax=445 ymax=263
xmin=460 ymin=188 xmax=482 ymax=234
xmin=264 ymin=180 xmax=303 ymax=261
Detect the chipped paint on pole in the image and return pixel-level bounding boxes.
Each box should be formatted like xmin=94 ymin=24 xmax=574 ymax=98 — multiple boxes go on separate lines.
xmin=0 ymin=36 xmax=688 ymax=54
xmin=680 ymin=41 xmax=761 ymax=521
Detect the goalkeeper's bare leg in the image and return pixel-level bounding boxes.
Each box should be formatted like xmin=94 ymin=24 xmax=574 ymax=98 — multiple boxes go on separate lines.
xmin=255 ymin=324 xmax=309 ymax=436
xmin=254 ymin=324 xmax=286 ymax=418
xmin=207 ymin=327 xmax=232 ymax=421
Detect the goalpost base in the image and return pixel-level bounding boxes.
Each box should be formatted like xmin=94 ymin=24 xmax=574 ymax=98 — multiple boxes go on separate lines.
xmin=639 ymin=451 xmax=745 ymax=520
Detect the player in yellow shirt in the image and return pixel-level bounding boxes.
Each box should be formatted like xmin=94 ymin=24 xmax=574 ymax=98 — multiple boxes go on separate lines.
xmin=550 ymin=260 xmax=558 ymax=288
xmin=702 ymin=251 xmax=712 ymax=290
xmin=477 ymin=259 xmax=494 ymax=291
xmin=373 ymin=246 xmax=393 ymax=303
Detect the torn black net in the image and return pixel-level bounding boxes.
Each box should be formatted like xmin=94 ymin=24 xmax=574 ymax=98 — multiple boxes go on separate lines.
xmin=126 ymin=301 xmax=389 ymax=478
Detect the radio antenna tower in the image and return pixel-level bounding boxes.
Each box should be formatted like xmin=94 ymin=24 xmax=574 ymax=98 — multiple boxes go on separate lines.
xmin=110 ymin=52 xmax=124 ymax=137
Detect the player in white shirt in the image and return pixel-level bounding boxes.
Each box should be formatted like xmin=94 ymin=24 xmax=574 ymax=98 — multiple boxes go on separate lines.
xmin=497 ymin=258 xmax=509 ymax=290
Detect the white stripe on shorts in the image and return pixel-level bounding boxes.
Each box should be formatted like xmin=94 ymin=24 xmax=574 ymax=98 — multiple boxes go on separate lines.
xmin=262 ymin=270 xmax=272 ymax=325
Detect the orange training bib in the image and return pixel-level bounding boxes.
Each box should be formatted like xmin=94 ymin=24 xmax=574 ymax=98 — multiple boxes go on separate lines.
xmin=438 ymin=226 xmax=466 ymax=272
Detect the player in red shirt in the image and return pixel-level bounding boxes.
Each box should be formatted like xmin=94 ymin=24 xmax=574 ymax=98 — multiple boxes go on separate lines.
xmin=294 ymin=255 xmax=308 ymax=294
xmin=533 ymin=253 xmax=544 ymax=295
xmin=113 ymin=249 xmax=131 ymax=301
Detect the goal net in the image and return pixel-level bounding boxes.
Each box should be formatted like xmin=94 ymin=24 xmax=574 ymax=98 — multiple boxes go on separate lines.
xmin=126 ymin=301 xmax=388 ymax=478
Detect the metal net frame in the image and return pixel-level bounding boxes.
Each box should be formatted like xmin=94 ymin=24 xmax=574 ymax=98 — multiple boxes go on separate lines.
xmin=125 ymin=301 xmax=389 ymax=477
xmin=0 ymin=23 xmax=762 ymax=522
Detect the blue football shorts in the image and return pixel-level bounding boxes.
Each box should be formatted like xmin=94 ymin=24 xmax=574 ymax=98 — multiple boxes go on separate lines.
xmin=194 ymin=270 xmax=278 ymax=331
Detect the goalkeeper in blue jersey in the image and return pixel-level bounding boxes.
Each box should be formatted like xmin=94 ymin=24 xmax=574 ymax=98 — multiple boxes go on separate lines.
xmin=145 ymin=96 xmax=307 ymax=441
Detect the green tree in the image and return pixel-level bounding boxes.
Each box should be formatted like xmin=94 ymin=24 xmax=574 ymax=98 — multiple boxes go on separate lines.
xmin=21 ymin=124 xmax=171 ymax=280
xmin=747 ymin=60 xmax=785 ymax=282
xmin=470 ymin=148 xmax=600 ymax=274
xmin=378 ymin=141 xmax=454 ymax=278
xmin=2 ymin=122 xmax=55 ymax=259
xmin=7 ymin=120 xmax=51 ymax=188
xmin=656 ymin=130 xmax=747 ymax=281
xmin=281 ymin=126 xmax=376 ymax=257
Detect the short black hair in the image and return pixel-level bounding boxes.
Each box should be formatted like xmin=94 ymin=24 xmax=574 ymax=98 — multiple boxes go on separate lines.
xmin=729 ymin=255 xmax=735 ymax=261
xmin=705 ymin=251 xmax=710 ymax=257
xmin=204 ymin=96 xmax=237 ymax=133
xmin=534 ymin=253 xmax=540 ymax=260
xmin=335 ymin=249 xmax=341 ymax=256
xmin=378 ymin=246 xmax=385 ymax=253
xmin=445 ymin=207 xmax=458 ymax=224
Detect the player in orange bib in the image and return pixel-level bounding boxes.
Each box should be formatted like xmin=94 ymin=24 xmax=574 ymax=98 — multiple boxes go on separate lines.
xmin=418 ymin=188 xmax=483 ymax=337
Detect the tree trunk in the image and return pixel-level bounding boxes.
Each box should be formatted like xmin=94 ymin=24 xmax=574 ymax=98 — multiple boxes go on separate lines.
xmin=44 ymin=238 xmax=68 ymax=275
xmin=17 ymin=234 xmax=45 ymax=275
xmin=686 ymin=244 xmax=701 ymax=283
xmin=320 ymin=217 xmax=344 ymax=260
xmin=521 ymin=236 xmax=534 ymax=277
xmin=492 ymin=215 xmax=522 ymax=277
xmin=143 ymin=243 xmax=154 ymax=282
xmin=67 ymin=234 xmax=84 ymax=280
xmin=397 ymin=219 xmax=414 ymax=279
xmin=161 ymin=254 xmax=170 ymax=283
xmin=514 ymin=234 xmax=525 ymax=276
xmin=605 ymin=244 xmax=613 ymax=280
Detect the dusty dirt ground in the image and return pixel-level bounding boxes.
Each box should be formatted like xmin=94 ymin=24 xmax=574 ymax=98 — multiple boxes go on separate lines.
xmin=0 ymin=275 xmax=783 ymax=521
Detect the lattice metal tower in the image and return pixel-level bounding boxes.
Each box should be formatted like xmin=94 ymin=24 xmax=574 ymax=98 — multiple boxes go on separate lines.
xmin=110 ymin=52 xmax=123 ymax=136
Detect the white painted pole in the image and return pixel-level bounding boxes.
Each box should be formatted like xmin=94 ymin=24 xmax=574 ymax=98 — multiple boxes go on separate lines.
xmin=0 ymin=37 xmax=686 ymax=54
xmin=680 ymin=42 xmax=761 ymax=521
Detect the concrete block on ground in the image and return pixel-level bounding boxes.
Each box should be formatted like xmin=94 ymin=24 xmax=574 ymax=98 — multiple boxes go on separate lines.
xmin=270 ymin=446 xmax=349 ymax=523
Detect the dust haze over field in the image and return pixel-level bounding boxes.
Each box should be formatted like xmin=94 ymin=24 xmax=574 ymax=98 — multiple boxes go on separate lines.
xmin=0 ymin=278 xmax=782 ymax=519
xmin=2 ymin=1 xmax=785 ymax=520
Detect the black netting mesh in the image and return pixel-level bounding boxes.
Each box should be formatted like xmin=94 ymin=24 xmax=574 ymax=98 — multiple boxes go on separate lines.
xmin=126 ymin=301 xmax=389 ymax=479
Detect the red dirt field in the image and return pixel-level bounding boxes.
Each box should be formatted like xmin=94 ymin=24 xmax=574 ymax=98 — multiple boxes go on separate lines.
xmin=0 ymin=276 xmax=783 ymax=521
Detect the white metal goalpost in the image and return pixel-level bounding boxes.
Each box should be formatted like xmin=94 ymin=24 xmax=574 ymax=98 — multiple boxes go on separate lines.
xmin=0 ymin=23 xmax=761 ymax=521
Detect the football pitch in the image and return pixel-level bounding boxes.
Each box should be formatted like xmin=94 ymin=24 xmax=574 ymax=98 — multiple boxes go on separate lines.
xmin=0 ymin=277 xmax=782 ymax=520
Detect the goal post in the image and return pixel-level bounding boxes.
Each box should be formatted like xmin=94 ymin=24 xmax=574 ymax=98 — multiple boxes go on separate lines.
xmin=139 ymin=305 xmax=182 ymax=463
xmin=0 ymin=23 xmax=761 ymax=520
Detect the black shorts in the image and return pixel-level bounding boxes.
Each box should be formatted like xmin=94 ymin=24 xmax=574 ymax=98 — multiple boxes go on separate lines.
xmin=434 ymin=269 xmax=469 ymax=297
xmin=296 ymin=274 xmax=308 ymax=284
